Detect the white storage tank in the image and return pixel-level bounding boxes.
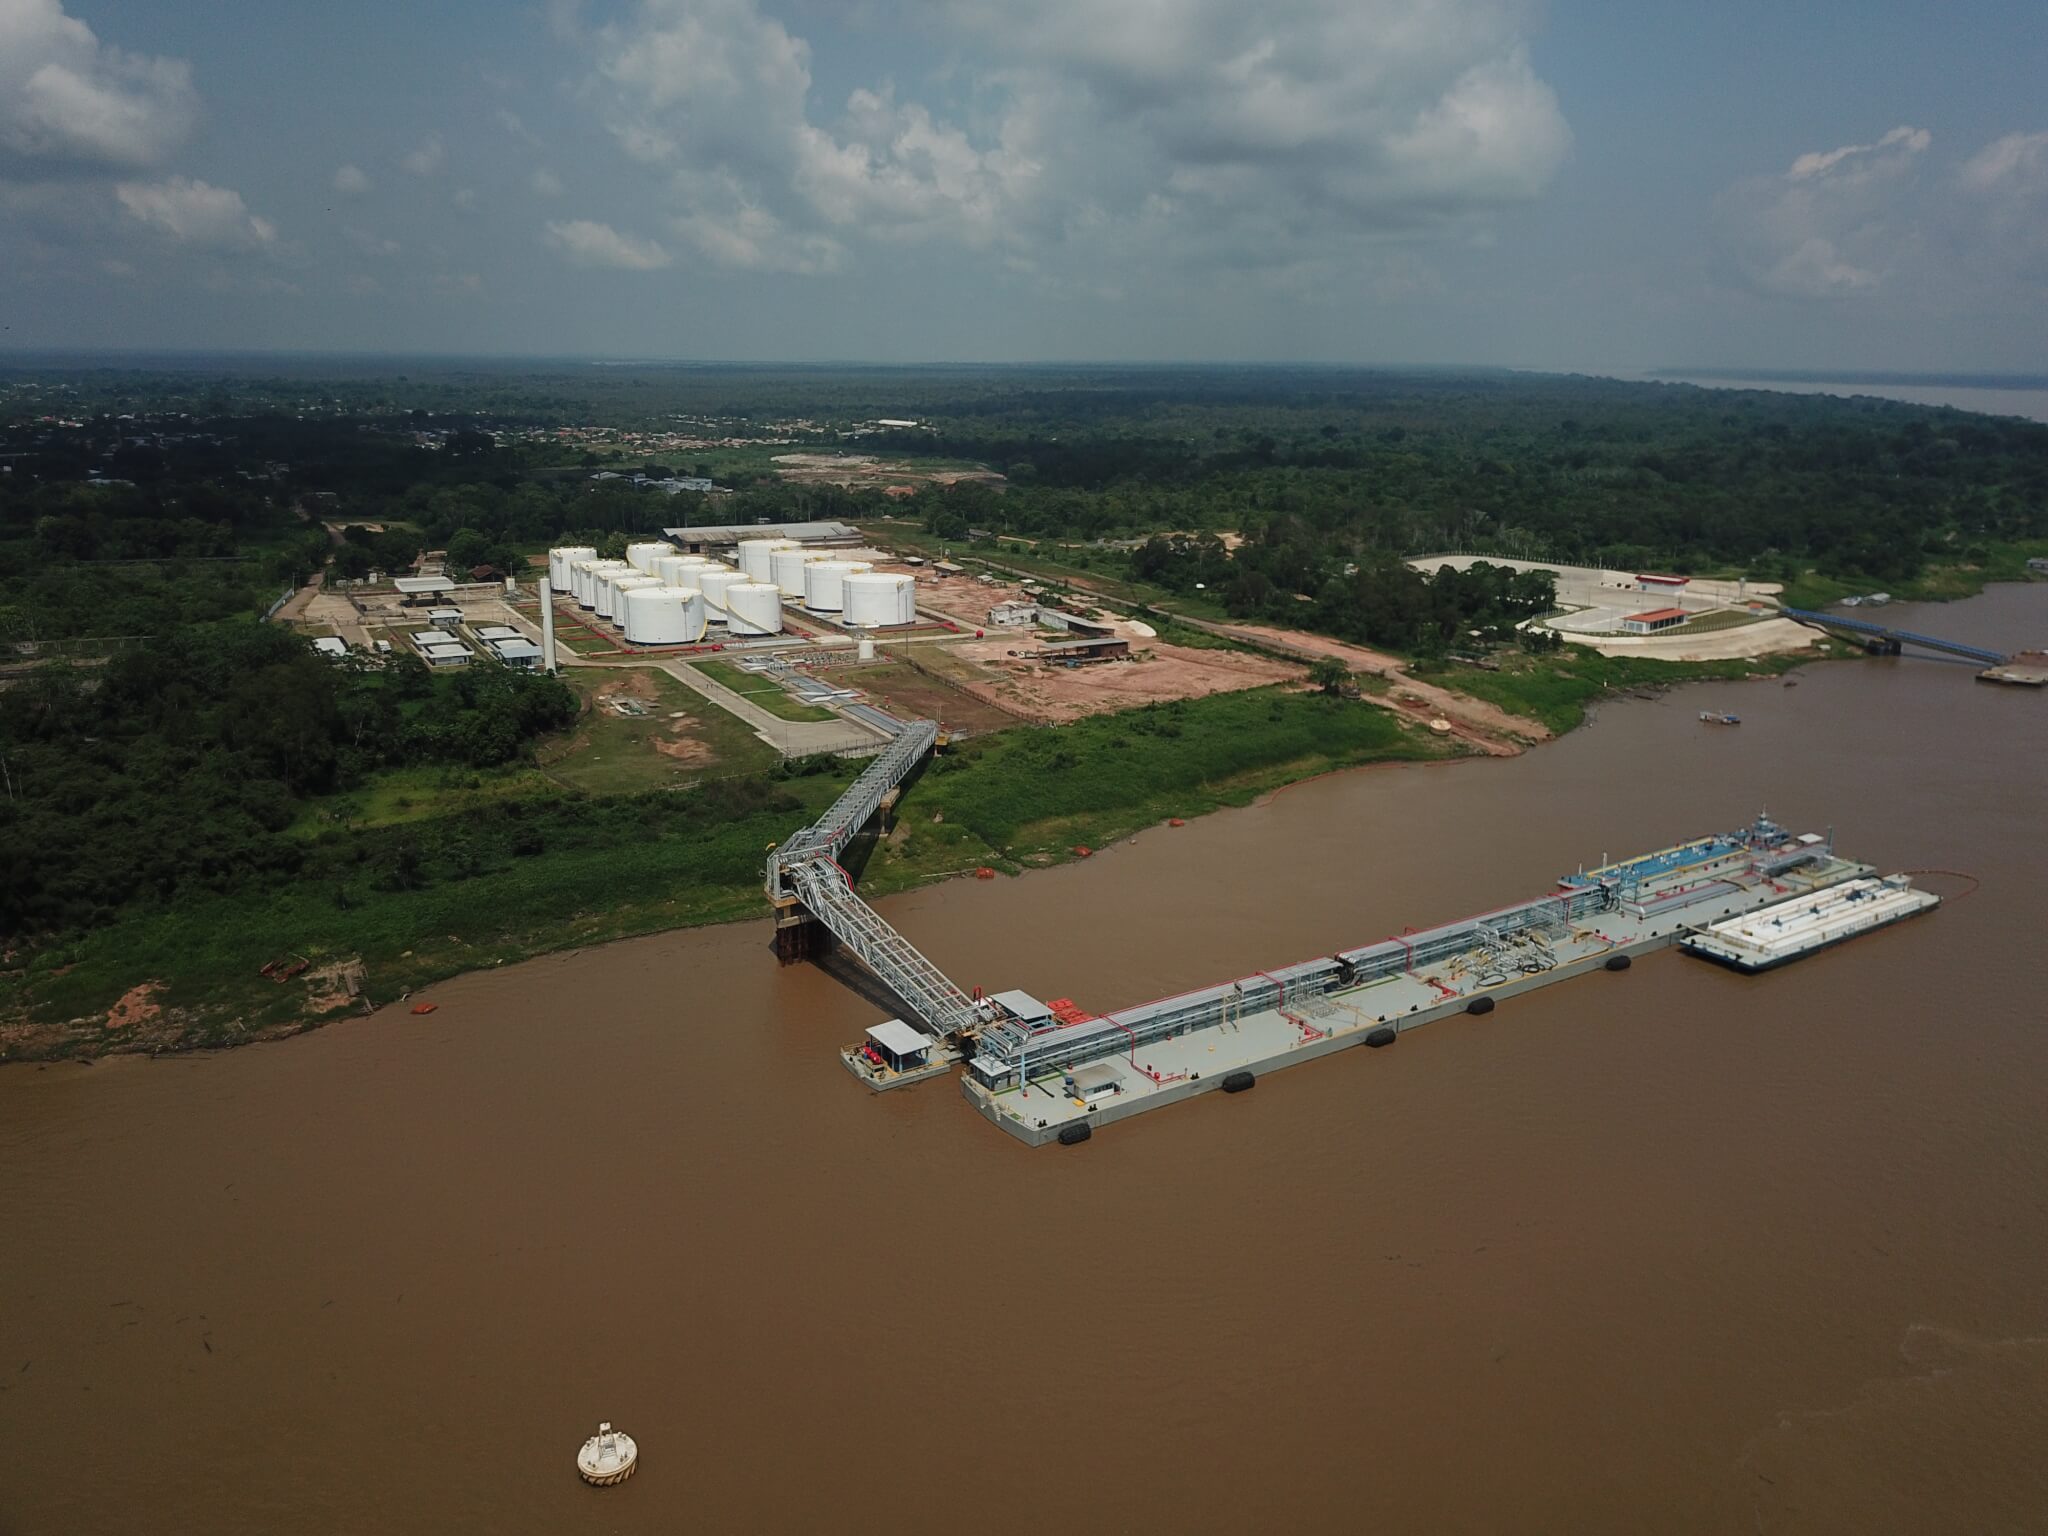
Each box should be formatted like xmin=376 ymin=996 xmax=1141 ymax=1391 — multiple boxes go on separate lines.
xmin=694 ymin=568 xmax=747 ymax=618
xmin=770 ymin=547 xmax=822 ymax=597
xmin=726 ymin=581 xmax=785 ymax=636
xmin=596 ymin=566 xmax=650 ymax=620
xmin=610 ymin=574 xmax=664 ymax=624
xmin=656 ymin=554 xmax=717 ymax=585
xmin=623 ymin=585 xmax=706 ymax=645
xmin=576 ymin=558 xmax=627 ymax=609
xmin=844 ymin=572 xmax=918 ymax=627
xmin=802 ymin=560 xmax=872 ymax=612
xmin=550 ymin=545 xmax=596 ymax=590
xmin=626 ymin=541 xmax=676 ymax=574
xmin=738 ymin=538 xmax=797 ymax=583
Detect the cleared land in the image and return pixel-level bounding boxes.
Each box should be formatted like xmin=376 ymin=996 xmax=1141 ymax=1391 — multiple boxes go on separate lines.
xmin=540 ymin=668 xmax=778 ymax=793
xmin=690 ymin=658 xmax=838 ymax=721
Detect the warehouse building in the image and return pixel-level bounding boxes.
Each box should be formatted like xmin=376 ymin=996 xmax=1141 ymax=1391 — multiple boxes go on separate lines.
xmin=1619 ymin=607 xmax=1689 ymax=635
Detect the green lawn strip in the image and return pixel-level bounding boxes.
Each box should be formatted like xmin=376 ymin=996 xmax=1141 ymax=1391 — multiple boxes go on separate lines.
xmin=884 ymin=686 xmax=1451 ymax=863
xmin=690 ymin=658 xmax=838 ymax=721
xmin=1422 ymin=647 xmax=1812 ymax=735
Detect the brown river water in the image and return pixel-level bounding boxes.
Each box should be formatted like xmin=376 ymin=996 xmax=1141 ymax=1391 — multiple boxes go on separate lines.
xmin=4 ymin=584 xmax=2046 ymax=1535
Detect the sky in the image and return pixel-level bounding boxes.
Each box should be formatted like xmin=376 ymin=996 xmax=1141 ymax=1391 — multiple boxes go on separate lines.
xmin=3 ymin=0 xmax=2046 ymax=371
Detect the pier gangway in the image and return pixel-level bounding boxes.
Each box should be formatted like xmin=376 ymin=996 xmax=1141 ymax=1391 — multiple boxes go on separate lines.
xmin=1780 ymin=607 xmax=2008 ymax=666
xmin=765 ymin=715 xmax=992 ymax=1041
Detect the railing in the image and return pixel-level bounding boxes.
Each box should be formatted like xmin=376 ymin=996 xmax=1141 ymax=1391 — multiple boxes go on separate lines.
xmin=786 ymin=860 xmax=986 ymax=1038
xmin=1780 ymin=608 xmax=2007 ymax=666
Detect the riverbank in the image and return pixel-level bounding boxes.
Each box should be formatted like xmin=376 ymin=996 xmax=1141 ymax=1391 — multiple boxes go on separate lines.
xmin=0 ymin=686 xmax=1460 ymax=1062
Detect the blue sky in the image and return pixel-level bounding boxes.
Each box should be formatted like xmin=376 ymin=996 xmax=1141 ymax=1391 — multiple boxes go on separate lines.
xmin=4 ymin=0 xmax=2046 ymax=370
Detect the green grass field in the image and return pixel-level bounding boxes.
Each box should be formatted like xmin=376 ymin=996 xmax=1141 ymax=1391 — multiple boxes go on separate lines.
xmin=1423 ymin=646 xmax=1810 ymax=734
xmin=691 ymin=658 xmax=838 ymax=721
xmin=541 ymin=669 xmax=779 ymax=793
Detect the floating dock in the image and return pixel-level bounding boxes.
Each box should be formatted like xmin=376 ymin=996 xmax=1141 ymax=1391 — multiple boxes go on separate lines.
xmin=760 ymin=730 xmax=1938 ymax=1146
xmin=1680 ymin=876 xmax=1938 ymax=972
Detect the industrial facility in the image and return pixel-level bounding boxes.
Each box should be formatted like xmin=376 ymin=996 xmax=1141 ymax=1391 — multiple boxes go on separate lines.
xmin=761 ymin=737 xmax=1940 ymax=1146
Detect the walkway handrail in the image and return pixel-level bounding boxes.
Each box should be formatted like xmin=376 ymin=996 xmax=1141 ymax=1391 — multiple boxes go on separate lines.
xmin=1781 ymin=607 xmax=2007 ymax=666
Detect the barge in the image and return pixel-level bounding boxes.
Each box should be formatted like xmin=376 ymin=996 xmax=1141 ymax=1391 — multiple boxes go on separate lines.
xmin=956 ymin=815 xmax=1928 ymax=1147
xmin=1679 ymin=875 xmax=1938 ymax=972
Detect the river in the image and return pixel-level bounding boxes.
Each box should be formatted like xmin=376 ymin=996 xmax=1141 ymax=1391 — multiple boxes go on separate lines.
xmin=4 ymin=584 xmax=2045 ymax=1535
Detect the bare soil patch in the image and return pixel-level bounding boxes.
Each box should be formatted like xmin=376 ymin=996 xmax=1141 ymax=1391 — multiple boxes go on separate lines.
xmin=942 ymin=637 xmax=1302 ymax=724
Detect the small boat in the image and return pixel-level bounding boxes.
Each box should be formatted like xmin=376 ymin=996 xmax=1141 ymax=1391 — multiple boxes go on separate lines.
xmin=1699 ymin=710 xmax=1741 ymax=725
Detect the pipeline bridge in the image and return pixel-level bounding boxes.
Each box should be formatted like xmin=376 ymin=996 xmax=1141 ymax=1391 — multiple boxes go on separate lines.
xmin=765 ymin=717 xmax=992 ymax=1042
xmin=1780 ymin=607 xmax=2009 ymax=666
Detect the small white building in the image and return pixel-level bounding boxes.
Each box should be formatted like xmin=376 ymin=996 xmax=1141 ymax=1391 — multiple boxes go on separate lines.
xmin=988 ymin=601 xmax=1038 ymax=627
xmin=312 ymin=636 xmax=348 ymax=659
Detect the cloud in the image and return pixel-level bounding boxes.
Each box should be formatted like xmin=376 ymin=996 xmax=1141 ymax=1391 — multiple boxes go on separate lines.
xmin=496 ymin=108 xmax=539 ymax=146
xmin=1960 ymin=130 xmax=2048 ymax=193
xmin=402 ymin=133 xmax=445 ymax=176
xmin=531 ymin=167 xmax=565 ymax=196
xmin=332 ymin=163 xmax=371 ymax=195
xmin=1716 ymin=125 xmax=1930 ymax=298
xmin=0 ymin=0 xmax=200 ymax=168
xmin=343 ymin=224 xmax=399 ymax=258
xmin=544 ymin=217 xmax=672 ymax=269
xmin=580 ymin=0 xmax=1569 ymax=284
xmin=454 ymin=186 xmax=478 ymax=212
xmin=114 ymin=175 xmax=276 ymax=249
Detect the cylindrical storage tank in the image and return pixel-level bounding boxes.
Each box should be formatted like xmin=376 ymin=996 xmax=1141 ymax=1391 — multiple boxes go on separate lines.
xmin=623 ymin=585 xmax=706 ymax=645
xmin=575 ymin=558 xmax=626 ymax=610
xmin=725 ymin=582 xmax=785 ymax=636
xmin=626 ymin=541 xmax=676 ymax=575
xmin=597 ymin=566 xmax=650 ymax=620
xmin=694 ymin=568 xmax=747 ymax=618
xmin=550 ymin=545 xmax=596 ymax=590
xmin=770 ymin=547 xmax=822 ymax=597
xmin=737 ymin=539 xmax=795 ymax=583
xmin=802 ymin=560 xmax=872 ymax=612
xmin=656 ymin=554 xmax=717 ymax=586
xmin=844 ymin=572 xmax=918 ymax=627
xmin=610 ymin=574 xmax=664 ymax=624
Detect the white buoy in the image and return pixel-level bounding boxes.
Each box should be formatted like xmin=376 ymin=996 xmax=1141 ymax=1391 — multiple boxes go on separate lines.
xmin=577 ymin=1422 xmax=638 ymax=1486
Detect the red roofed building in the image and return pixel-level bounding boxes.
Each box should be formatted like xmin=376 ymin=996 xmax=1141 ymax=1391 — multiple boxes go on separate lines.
xmin=1635 ymin=572 xmax=1690 ymax=590
xmin=1620 ymin=606 xmax=1689 ymax=634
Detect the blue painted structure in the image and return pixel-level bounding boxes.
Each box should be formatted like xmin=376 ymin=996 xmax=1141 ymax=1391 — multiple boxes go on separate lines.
xmin=1780 ymin=607 xmax=2008 ymax=666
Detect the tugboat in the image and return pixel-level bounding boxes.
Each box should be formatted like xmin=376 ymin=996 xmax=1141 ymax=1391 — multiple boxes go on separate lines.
xmin=1698 ymin=710 xmax=1741 ymax=725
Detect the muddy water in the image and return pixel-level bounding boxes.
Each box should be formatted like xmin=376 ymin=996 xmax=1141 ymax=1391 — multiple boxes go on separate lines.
xmin=4 ymin=586 xmax=2046 ymax=1536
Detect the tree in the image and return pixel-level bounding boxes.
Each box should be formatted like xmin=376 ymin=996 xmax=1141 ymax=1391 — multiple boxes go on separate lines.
xmin=1309 ymin=656 xmax=1350 ymax=695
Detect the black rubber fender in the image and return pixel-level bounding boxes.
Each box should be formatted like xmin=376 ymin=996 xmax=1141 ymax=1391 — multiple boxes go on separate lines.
xmin=1466 ymin=995 xmax=1495 ymax=1016
xmin=1057 ymin=1121 xmax=1092 ymax=1146
xmin=1605 ymin=953 xmax=1632 ymax=972
xmin=1221 ymin=1069 xmax=1256 ymax=1093
xmin=1365 ymin=1025 xmax=1398 ymax=1048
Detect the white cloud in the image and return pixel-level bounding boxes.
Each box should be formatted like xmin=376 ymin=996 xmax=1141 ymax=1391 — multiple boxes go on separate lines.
xmin=402 ymin=133 xmax=445 ymax=176
xmin=531 ymin=167 xmax=565 ymax=196
xmin=580 ymin=0 xmax=1568 ymax=284
xmin=0 ymin=0 xmax=200 ymax=168
xmin=454 ymin=186 xmax=478 ymax=211
xmin=544 ymin=217 xmax=672 ymax=269
xmin=333 ymin=163 xmax=371 ymax=195
xmin=495 ymin=108 xmax=538 ymax=146
xmin=1960 ymin=130 xmax=2048 ymax=193
xmin=1717 ymin=125 xmax=1930 ymax=299
xmin=343 ymin=224 xmax=399 ymax=258
xmin=114 ymin=175 xmax=276 ymax=249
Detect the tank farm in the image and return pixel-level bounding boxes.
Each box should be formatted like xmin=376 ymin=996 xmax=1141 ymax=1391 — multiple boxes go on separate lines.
xmin=769 ymin=717 xmax=1940 ymax=1147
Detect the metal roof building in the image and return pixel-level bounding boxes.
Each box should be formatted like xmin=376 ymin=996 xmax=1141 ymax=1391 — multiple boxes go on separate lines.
xmin=661 ymin=520 xmax=861 ymax=551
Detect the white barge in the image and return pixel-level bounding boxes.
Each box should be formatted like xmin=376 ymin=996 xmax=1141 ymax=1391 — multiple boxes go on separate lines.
xmin=1680 ymin=875 xmax=1938 ymax=973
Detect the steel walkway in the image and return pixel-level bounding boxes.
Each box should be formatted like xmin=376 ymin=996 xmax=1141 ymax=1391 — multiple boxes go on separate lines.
xmin=1780 ymin=607 xmax=2008 ymax=666
xmin=767 ymin=715 xmax=991 ymax=1040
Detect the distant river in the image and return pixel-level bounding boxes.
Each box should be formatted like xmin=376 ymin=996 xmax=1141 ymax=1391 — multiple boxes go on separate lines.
xmin=4 ymin=584 xmax=2046 ymax=1534
xmin=1650 ymin=373 xmax=2048 ymax=424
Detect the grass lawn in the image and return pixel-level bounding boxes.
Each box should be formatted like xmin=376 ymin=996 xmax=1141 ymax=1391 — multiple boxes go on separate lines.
xmin=1423 ymin=646 xmax=1810 ymax=734
xmin=691 ymin=658 xmax=838 ymax=721
xmin=1778 ymin=540 xmax=2048 ymax=611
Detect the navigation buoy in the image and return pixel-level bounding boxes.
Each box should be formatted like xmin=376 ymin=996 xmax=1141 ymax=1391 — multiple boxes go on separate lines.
xmin=577 ymin=1422 xmax=638 ymax=1486
xmin=409 ymin=1003 xmax=437 ymax=1015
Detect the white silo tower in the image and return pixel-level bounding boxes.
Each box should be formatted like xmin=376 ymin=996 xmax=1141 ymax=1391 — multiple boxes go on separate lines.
xmin=725 ymin=582 xmax=786 ymax=635
xmin=769 ymin=547 xmax=822 ymax=597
